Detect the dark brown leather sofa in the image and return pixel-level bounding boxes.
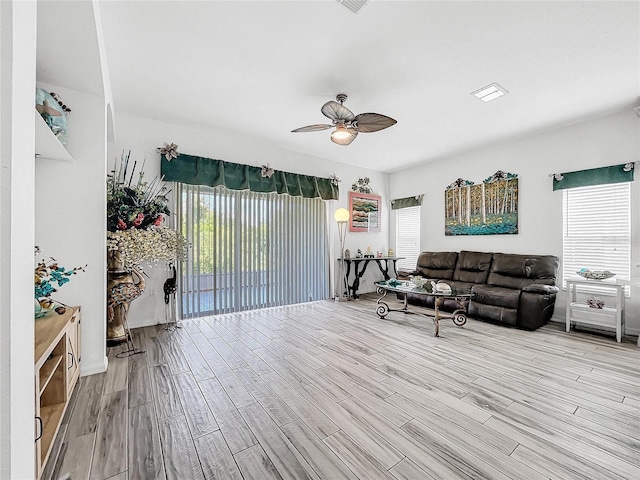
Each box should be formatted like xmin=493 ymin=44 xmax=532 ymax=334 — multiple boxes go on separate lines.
xmin=402 ymin=250 xmax=560 ymax=330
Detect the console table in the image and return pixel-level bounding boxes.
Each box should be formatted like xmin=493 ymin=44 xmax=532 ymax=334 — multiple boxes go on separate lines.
xmin=565 ymin=277 xmax=629 ymax=342
xmin=340 ymin=256 xmax=404 ymax=299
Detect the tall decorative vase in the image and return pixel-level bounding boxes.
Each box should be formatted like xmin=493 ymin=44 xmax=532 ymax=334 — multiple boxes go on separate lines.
xmin=106 ymin=250 xmax=145 ymax=346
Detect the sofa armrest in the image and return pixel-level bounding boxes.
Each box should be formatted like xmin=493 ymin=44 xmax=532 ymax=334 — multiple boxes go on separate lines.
xmin=397 ymin=269 xmax=415 ymax=280
xmin=522 ymin=284 xmax=559 ymax=294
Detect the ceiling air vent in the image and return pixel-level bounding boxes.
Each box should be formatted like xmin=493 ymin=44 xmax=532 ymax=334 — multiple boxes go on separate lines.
xmin=335 ymin=0 xmax=371 ymax=15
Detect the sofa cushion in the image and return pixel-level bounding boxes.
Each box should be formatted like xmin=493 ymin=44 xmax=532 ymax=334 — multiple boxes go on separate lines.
xmin=468 ymin=302 xmax=518 ymax=326
xmin=471 ymin=284 xmax=520 ymax=309
xmin=405 ymin=292 xmax=435 ymax=309
xmin=415 ymin=252 xmax=458 ymax=280
xmin=452 ymin=251 xmax=493 ymax=283
xmin=487 ymin=253 xmax=559 ymax=289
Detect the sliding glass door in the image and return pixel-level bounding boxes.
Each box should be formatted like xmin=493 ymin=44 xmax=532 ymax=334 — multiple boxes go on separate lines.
xmin=177 ymin=183 xmax=329 ymax=317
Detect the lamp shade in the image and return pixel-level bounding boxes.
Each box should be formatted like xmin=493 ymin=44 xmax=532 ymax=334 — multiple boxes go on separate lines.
xmin=331 ymin=126 xmax=351 ymax=141
xmin=334 ymin=207 xmax=350 ymax=223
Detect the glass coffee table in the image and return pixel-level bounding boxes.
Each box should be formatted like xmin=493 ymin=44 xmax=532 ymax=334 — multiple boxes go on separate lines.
xmin=374 ymin=280 xmax=474 ymax=337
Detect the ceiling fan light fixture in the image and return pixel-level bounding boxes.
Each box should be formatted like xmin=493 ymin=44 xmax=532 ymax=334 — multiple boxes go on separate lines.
xmin=331 ymin=125 xmax=351 ymax=141
xmin=293 ymin=94 xmax=395 ymax=146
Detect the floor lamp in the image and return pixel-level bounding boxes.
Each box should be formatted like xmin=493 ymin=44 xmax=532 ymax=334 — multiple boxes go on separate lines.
xmin=335 ymin=207 xmax=350 ymax=301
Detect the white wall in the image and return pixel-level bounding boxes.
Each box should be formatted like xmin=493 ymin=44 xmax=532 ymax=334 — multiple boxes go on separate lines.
xmin=0 ymin=1 xmax=37 ymax=477
xmin=389 ymin=109 xmax=640 ymax=334
xmin=109 ymin=111 xmax=390 ymax=327
xmin=35 ymin=83 xmax=108 ymax=376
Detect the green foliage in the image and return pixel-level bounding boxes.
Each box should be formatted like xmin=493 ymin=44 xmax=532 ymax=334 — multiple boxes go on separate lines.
xmin=445 ymin=213 xmax=518 ymax=235
xmin=185 ymin=196 xmax=270 ymax=274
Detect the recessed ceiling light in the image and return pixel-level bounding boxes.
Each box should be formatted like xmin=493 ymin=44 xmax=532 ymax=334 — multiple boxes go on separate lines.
xmin=471 ymin=83 xmax=508 ymax=103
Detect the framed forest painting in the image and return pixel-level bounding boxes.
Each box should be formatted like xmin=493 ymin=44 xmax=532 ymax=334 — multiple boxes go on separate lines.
xmin=349 ymin=191 xmax=381 ymax=232
xmin=445 ymin=171 xmax=518 ymax=235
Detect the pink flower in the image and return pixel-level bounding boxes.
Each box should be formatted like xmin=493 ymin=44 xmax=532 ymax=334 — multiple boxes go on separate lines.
xmin=136 ymin=213 xmax=144 ymax=219
xmin=133 ymin=217 xmax=143 ymax=226
xmin=117 ymin=219 xmax=127 ymax=230
xmin=154 ymin=215 xmax=163 ymax=226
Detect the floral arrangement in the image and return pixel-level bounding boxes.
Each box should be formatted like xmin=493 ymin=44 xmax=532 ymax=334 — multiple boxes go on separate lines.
xmin=107 ymin=150 xmax=188 ymax=269
xmin=107 ymin=226 xmax=188 ymax=269
xmin=107 ymin=150 xmax=171 ymax=232
xmin=34 ymin=246 xmax=86 ymax=300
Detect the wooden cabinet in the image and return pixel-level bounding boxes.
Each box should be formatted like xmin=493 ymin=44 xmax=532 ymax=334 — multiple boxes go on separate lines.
xmin=34 ymin=306 xmax=81 ymax=479
xmin=65 ymin=312 xmax=80 ymax=397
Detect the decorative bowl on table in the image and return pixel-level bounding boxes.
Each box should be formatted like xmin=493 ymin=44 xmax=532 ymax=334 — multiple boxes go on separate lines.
xmin=576 ymin=269 xmax=616 ymax=281
xmin=435 ymin=282 xmax=452 ymax=294
xmin=409 ymin=275 xmax=429 ymax=288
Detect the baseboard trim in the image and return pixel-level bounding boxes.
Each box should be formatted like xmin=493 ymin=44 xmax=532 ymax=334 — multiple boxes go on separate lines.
xmin=128 ymin=317 xmax=166 ymax=329
xmin=81 ymin=355 xmax=108 ymax=376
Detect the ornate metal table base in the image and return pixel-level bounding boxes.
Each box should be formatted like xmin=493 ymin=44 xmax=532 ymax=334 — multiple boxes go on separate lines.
xmin=343 ymin=256 xmax=403 ymax=299
xmin=375 ymin=287 xmax=468 ymax=337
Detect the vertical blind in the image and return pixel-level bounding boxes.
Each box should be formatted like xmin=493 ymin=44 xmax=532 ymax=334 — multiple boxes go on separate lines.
xmin=562 ymin=183 xmax=631 ymax=294
xmin=395 ymin=206 xmax=421 ymax=271
xmin=177 ymin=183 xmax=329 ymax=318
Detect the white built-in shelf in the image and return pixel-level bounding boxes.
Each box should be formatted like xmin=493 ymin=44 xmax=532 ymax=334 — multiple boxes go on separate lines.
xmin=34 ymin=110 xmax=72 ymax=162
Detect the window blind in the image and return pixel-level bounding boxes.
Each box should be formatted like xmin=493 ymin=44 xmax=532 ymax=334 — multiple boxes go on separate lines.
xmin=562 ymin=183 xmax=631 ymax=295
xmin=177 ymin=183 xmax=329 ymax=317
xmin=395 ymin=206 xmax=421 ymax=271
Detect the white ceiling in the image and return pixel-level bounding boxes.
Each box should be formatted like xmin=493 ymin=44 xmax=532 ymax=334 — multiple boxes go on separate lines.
xmin=58 ymin=1 xmax=640 ymax=172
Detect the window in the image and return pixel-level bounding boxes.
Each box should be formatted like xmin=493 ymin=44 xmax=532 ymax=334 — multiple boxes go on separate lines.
xmin=395 ymin=206 xmax=421 ymax=271
xmin=178 ymin=183 xmax=329 ymax=317
xmin=562 ymin=183 xmax=631 ymax=294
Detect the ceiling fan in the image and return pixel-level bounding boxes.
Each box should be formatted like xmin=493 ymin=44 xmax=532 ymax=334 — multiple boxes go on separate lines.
xmin=291 ymin=94 xmax=397 ymax=146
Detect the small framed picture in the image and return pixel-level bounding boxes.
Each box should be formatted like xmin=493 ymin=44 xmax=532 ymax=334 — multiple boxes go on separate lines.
xmin=349 ymin=191 xmax=382 ymax=232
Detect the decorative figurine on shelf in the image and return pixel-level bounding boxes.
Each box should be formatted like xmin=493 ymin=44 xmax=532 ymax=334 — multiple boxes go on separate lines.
xmin=356 ymin=249 xmax=363 ymax=258
xmin=388 ymin=248 xmax=394 ymax=257
xmin=344 ymin=249 xmax=351 ymax=259
xmin=36 ymin=89 xmax=70 ymax=145
xmin=364 ymin=246 xmax=374 ymax=258
xmin=587 ymin=296 xmax=605 ymax=309
xmin=376 ymin=251 xmax=383 ymax=258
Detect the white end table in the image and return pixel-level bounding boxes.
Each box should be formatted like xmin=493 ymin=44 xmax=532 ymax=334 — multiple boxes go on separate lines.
xmin=565 ymin=277 xmax=629 ymax=342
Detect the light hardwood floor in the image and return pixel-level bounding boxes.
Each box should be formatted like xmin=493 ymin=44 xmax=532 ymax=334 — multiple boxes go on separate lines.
xmin=44 ymin=295 xmax=640 ymax=480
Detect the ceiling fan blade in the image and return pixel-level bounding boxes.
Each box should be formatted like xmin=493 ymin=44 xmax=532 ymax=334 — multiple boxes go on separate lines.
xmin=353 ymin=113 xmax=397 ymax=133
xmin=291 ymin=124 xmax=333 ymax=133
xmin=321 ymin=101 xmax=355 ymax=121
xmin=331 ymin=129 xmax=358 ymax=146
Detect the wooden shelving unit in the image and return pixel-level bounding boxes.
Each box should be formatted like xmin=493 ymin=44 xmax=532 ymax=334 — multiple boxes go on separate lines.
xmin=38 ymin=354 xmax=63 ymax=395
xmin=34 ymin=306 xmax=81 ymax=479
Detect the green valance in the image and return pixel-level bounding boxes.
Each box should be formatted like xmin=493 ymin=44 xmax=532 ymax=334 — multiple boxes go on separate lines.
xmin=161 ymin=154 xmax=339 ymax=200
xmin=552 ymin=163 xmax=635 ymax=191
xmin=391 ymin=194 xmax=424 ymax=210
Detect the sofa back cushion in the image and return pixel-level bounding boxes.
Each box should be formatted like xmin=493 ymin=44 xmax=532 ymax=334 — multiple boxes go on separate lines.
xmin=453 ymin=251 xmax=493 ymax=283
xmin=487 ymin=253 xmax=559 ymax=289
xmin=416 ymin=252 xmax=458 ymax=280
